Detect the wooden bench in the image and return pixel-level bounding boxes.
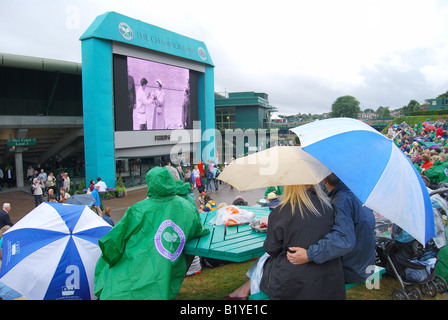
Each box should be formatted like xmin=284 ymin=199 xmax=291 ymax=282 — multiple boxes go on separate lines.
xmin=184 ymin=206 xmax=271 ymax=262
xmin=248 ymin=265 xmax=386 ymax=300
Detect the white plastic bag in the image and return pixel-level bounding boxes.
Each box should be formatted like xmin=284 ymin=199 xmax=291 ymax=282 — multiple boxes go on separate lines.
xmin=210 ymin=205 xmax=255 ymax=226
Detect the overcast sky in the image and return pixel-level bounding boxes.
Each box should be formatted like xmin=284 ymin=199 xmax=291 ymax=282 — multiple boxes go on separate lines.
xmin=1 ymin=0 xmax=448 ymax=116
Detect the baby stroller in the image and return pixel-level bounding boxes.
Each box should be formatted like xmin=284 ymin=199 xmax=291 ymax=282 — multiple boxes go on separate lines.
xmin=374 ymin=189 xmax=448 ymax=300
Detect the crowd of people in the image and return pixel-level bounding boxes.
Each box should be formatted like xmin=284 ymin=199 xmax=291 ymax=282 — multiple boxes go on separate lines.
xmin=3 ymin=116 xmax=448 ymax=300
xmin=1 ymin=165 xmax=114 ymax=229
xmin=390 ymin=119 xmax=448 ymax=188
xmin=7 ymin=136 xmax=425 ymax=301
xmin=181 ymin=160 xmax=223 ymax=194
xmin=0 ymin=154 xmax=381 ymax=300
xmin=26 ymin=168 xmax=72 ymax=207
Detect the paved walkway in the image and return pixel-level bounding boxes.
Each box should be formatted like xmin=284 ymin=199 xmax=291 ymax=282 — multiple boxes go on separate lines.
xmin=0 ymin=181 xmax=267 ymax=225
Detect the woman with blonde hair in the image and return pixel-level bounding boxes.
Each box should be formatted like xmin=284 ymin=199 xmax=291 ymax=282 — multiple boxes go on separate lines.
xmin=226 ymin=183 xmax=345 ymax=300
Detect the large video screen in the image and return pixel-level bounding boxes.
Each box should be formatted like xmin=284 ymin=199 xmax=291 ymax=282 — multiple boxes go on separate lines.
xmin=113 ymin=54 xmax=199 ymax=131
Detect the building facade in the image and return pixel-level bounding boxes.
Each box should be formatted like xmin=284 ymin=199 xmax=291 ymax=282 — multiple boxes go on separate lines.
xmin=427 ymin=98 xmax=448 ymax=111
xmin=215 ymin=91 xmax=276 ymax=130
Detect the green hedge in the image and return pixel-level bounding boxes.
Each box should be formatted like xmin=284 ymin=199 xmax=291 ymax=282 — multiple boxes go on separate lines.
xmin=410 ymin=110 xmax=448 ymax=116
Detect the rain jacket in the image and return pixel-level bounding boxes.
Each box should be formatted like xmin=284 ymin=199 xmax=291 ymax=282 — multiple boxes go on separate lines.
xmin=423 ymin=160 xmax=448 ymax=185
xmin=260 ymin=192 xmax=345 ymax=299
xmin=202 ymin=200 xmax=217 ymax=212
xmin=91 ymin=188 xmax=101 ymax=206
xmin=306 ymin=181 xmax=376 ymax=284
xmin=94 ymin=167 xmax=209 ymax=300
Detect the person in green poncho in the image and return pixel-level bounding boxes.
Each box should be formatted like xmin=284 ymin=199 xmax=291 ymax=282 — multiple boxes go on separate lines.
xmin=264 ymin=186 xmax=283 ymax=198
xmin=94 ymin=166 xmax=209 ymax=300
xmin=423 ymin=153 xmax=448 ymax=186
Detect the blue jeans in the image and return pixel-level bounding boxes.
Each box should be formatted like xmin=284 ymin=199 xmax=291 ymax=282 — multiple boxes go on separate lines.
xmin=213 ymin=179 xmax=219 ymax=191
xmin=206 ymin=179 xmax=214 ymax=191
xmin=34 ymin=194 xmax=43 ymax=207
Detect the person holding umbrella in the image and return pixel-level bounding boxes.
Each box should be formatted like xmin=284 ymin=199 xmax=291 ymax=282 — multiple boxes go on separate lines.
xmin=287 ymin=173 xmax=376 ymax=285
xmin=0 ymin=202 xmax=112 ymax=300
xmin=226 ymin=183 xmax=346 ymax=300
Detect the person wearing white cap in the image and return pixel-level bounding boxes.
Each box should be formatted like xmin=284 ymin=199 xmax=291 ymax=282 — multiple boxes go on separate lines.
xmin=152 ymin=79 xmax=165 ymax=129
xmin=263 ymin=192 xmax=280 ymax=208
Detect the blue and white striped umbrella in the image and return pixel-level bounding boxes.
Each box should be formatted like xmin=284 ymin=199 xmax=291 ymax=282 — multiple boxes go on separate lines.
xmin=0 ymin=202 xmax=112 ymax=300
xmin=291 ymin=117 xmax=435 ymax=245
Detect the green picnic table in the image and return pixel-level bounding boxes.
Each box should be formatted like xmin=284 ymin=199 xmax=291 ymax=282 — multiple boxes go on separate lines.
xmin=184 ymin=206 xmax=270 ymax=262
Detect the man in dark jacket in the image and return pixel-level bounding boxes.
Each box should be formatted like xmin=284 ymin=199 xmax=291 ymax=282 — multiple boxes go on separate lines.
xmin=0 ymin=203 xmax=13 ymax=229
xmin=56 ymin=172 xmax=64 ymax=198
xmin=287 ymin=173 xmax=376 ymax=284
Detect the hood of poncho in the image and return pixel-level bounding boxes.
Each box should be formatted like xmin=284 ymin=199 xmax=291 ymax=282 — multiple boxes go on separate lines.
xmin=175 ymin=179 xmax=191 ymax=196
xmin=145 ymin=167 xmax=177 ymax=198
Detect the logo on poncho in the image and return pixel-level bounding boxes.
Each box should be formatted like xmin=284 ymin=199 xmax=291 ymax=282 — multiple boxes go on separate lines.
xmin=154 ymin=220 xmax=186 ymax=262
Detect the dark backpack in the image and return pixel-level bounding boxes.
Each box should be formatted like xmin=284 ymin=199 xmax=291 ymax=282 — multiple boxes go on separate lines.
xmin=206 ymin=171 xmax=213 ymax=180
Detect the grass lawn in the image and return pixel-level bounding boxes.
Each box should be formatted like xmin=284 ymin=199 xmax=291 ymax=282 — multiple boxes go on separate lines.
xmin=176 ymin=259 xmax=447 ymax=300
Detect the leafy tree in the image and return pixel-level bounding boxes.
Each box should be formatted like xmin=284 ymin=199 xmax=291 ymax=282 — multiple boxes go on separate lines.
xmin=400 ymin=100 xmax=421 ymax=114
xmin=331 ymin=95 xmax=361 ymax=118
xmin=376 ymin=106 xmax=391 ymax=117
xmin=376 ymin=106 xmax=386 ymax=117
xmin=436 ymin=91 xmax=448 ymax=99
xmin=407 ymin=100 xmax=421 ymax=112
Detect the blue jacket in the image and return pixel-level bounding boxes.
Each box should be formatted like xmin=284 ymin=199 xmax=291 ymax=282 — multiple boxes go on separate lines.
xmin=206 ymin=170 xmax=213 ymax=181
xmin=91 ymin=188 xmax=101 ymax=206
xmin=306 ymin=181 xmax=376 ymax=283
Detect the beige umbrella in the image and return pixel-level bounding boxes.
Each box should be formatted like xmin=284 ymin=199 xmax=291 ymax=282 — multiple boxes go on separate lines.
xmin=218 ymin=146 xmax=331 ymax=191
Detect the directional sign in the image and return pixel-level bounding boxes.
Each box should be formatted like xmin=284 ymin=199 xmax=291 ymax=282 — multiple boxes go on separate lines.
xmin=7 ymin=138 xmax=36 ymax=147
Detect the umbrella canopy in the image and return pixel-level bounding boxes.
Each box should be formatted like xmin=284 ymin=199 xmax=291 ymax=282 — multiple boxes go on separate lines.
xmin=291 ymin=117 xmax=435 ymax=245
xmin=218 ymin=145 xmax=331 ymax=191
xmin=0 ymin=202 xmax=112 ymax=300
xmin=425 ymin=124 xmax=436 ymax=132
xmin=64 ymin=194 xmax=96 ymax=207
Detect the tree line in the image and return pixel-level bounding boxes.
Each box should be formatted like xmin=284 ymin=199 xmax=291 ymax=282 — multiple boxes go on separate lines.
xmin=276 ymin=90 xmax=448 ymax=121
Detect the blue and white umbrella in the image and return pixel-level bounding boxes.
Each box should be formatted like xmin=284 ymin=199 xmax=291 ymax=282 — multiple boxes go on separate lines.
xmin=0 ymin=202 xmax=112 ymax=300
xmin=291 ymin=117 xmax=435 ymax=245
xmin=64 ymin=194 xmax=96 ymax=208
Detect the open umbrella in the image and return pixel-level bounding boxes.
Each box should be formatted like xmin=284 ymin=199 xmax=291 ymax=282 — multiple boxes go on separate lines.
xmin=64 ymin=194 xmax=95 ymax=208
xmin=218 ymin=145 xmax=331 ymax=191
xmin=0 ymin=202 xmax=112 ymax=300
xmin=291 ymin=117 xmax=435 ymax=245
xmin=425 ymin=124 xmax=436 ymax=132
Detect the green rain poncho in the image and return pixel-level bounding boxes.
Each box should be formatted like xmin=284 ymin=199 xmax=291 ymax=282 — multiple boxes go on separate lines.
xmin=423 ymin=160 xmax=448 ymax=185
xmin=94 ymin=167 xmax=209 ymax=300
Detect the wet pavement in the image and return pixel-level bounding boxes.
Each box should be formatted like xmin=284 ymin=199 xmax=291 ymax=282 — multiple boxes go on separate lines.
xmin=0 ymin=181 xmax=267 ymax=225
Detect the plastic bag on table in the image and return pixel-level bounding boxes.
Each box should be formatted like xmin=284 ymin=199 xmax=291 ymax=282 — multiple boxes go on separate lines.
xmin=209 ymin=205 xmax=255 ymax=226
